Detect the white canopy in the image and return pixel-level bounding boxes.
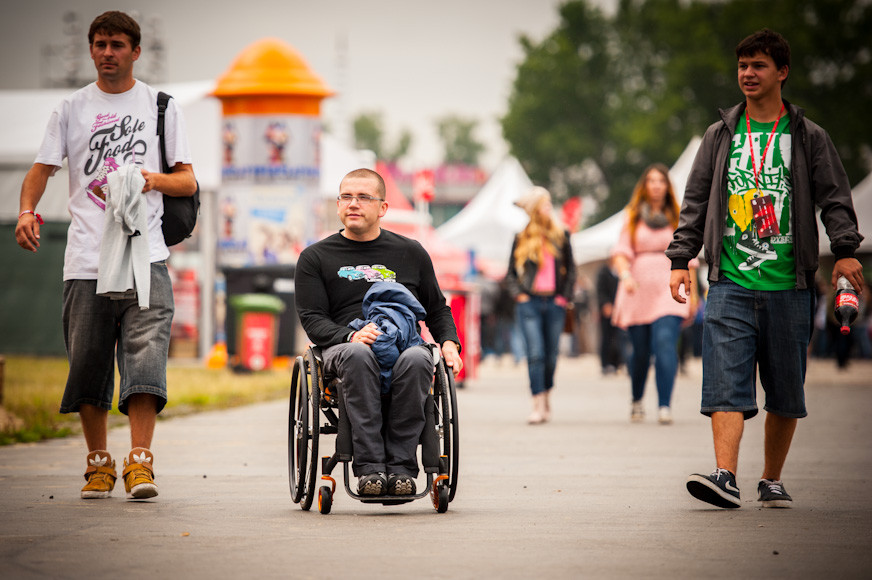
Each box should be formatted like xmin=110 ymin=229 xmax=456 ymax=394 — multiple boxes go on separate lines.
xmin=435 ymin=156 xmax=533 ymax=268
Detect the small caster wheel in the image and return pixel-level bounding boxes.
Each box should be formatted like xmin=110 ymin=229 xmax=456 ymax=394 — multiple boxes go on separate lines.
xmin=436 ymin=484 xmax=449 ymax=513
xmin=318 ymin=485 xmax=332 ymax=514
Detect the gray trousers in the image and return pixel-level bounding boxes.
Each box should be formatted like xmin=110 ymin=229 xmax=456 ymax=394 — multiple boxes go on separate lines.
xmin=322 ymin=342 xmax=432 ymax=478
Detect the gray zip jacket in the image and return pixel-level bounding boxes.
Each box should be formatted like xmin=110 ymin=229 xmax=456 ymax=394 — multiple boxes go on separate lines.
xmin=666 ymin=100 xmax=863 ymax=289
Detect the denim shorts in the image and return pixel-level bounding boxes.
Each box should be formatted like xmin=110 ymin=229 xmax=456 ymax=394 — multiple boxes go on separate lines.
xmin=60 ymin=262 xmax=174 ymax=415
xmin=701 ymin=277 xmax=814 ymax=419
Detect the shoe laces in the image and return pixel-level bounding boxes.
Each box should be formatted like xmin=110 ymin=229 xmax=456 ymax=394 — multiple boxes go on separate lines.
xmin=712 ymin=468 xmax=733 ymax=481
xmin=761 ymin=479 xmax=785 ymax=495
xmin=88 ymin=471 xmax=114 ymax=486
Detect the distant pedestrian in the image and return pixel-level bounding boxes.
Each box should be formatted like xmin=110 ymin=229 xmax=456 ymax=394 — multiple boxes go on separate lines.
xmin=611 ymin=164 xmax=694 ymax=425
xmin=595 ymin=259 xmax=624 ymax=374
xmin=506 ymin=187 xmax=576 ymax=424
xmin=668 ymin=29 xmax=864 ymax=509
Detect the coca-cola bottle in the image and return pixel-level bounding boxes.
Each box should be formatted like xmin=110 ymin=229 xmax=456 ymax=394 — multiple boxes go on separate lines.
xmin=834 ymin=276 xmax=859 ymax=335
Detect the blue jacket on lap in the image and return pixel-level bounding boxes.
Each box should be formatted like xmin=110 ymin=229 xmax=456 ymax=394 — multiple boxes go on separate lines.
xmin=349 ymin=282 xmax=427 ymax=394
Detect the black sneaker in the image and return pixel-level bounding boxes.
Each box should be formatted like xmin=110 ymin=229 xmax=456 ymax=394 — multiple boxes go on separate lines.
xmin=758 ymin=479 xmax=793 ymax=508
xmin=686 ymin=468 xmax=742 ymax=508
xmin=736 ymin=230 xmax=776 ymax=258
xmin=387 ymin=473 xmax=416 ymax=496
xmin=357 ymin=472 xmax=387 ymax=496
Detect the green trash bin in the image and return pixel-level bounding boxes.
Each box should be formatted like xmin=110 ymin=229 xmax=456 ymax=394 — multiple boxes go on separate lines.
xmin=228 ymin=293 xmax=286 ymax=371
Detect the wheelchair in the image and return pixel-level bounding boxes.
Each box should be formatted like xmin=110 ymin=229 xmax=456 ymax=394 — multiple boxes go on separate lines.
xmin=288 ymin=344 xmax=459 ymax=514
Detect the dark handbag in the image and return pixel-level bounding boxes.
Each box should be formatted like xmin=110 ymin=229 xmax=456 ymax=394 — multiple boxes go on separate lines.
xmin=157 ymin=91 xmax=200 ymax=246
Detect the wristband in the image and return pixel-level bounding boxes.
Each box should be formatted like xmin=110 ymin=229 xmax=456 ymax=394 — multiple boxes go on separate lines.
xmin=18 ymin=210 xmax=44 ymax=225
xmin=619 ymin=270 xmax=631 ymax=280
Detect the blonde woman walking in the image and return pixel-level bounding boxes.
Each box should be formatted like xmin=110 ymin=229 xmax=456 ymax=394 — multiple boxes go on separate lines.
xmin=506 ymin=187 xmax=576 ymax=424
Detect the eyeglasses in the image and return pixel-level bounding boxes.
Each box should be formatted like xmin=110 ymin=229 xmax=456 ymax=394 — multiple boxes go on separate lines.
xmin=337 ymin=194 xmax=384 ymax=205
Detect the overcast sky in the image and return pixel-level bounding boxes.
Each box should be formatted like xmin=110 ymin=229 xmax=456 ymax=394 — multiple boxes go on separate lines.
xmin=1 ymin=0 xmax=617 ymax=170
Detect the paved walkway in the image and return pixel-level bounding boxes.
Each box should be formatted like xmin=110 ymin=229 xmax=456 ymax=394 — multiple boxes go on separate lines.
xmin=1 ymin=354 xmax=871 ymax=579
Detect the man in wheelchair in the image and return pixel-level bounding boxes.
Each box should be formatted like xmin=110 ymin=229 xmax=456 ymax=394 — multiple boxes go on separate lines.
xmin=294 ymin=168 xmax=463 ymax=497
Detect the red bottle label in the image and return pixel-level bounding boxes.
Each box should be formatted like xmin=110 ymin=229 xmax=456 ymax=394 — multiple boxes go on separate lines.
xmin=836 ymin=292 xmax=859 ymax=310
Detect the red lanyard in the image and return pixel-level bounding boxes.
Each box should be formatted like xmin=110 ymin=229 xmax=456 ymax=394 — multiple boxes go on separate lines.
xmin=745 ymin=103 xmax=784 ymax=192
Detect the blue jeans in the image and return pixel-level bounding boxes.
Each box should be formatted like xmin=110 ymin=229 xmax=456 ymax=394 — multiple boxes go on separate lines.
xmin=516 ymin=296 xmax=566 ymax=395
xmin=701 ymin=278 xmax=813 ymax=419
xmin=627 ymin=315 xmax=682 ymax=408
xmin=60 ymin=262 xmax=174 ymax=416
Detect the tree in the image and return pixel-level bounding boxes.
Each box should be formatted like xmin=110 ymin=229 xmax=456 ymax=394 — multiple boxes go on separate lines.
xmin=352 ymin=111 xmax=413 ymax=163
xmin=435 ymin=115 xmax=486 ymax=166
xmin=502 ymin=1 xmax=630 ymax=220
xmin=502 ymin=0 xmax=872 ymax=224
xmin=352 ymin=111 xmax=384 ymax=159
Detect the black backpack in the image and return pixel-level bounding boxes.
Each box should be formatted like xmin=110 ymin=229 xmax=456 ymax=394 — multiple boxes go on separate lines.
xmin=157 ymin=91 xmax=200 ymax=246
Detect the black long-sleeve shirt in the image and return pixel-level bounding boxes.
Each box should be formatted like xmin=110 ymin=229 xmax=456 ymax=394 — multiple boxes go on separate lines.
xmin=294 ymin=229 xmax=460 ymax=349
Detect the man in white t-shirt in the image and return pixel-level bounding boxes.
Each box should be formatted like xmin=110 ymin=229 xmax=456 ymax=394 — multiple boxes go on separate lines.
xmin=14 ymin=11 xmax=197 ymax=501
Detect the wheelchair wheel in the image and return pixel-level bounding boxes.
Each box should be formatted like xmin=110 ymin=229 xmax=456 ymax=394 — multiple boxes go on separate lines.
xmin=288 ymin=356 xmax=309 ymax=504
xmin=299 ymin=349 xmax=322 ymax=511
xmin=434 ymin=358 xmax=460 ymax=502
xmin=436 ymin=482 xmax=449 ymax=513
xmin=318 ymin=485 xmax=333 ymax=514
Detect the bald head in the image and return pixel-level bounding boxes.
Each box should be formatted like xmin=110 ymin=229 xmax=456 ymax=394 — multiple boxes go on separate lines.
xmin=341 ymin=168 xmax=386 ymax=199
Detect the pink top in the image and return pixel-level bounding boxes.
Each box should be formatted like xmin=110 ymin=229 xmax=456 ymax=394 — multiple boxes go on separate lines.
xmin=610 ymin=221 xmax=693 ymax=329
xmin=532 ymin=252 xmax=557 ymax=294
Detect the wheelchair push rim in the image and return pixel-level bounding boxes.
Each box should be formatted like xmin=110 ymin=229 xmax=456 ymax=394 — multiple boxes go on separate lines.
xmin=434 ymin=354 xmax=460 ymax=503
xmin=288 ymin=353 xmax=321 ymax=510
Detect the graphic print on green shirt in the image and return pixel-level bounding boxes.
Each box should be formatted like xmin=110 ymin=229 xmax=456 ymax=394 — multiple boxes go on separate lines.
xmin=720 ymin=112 xmax=795 ymax=290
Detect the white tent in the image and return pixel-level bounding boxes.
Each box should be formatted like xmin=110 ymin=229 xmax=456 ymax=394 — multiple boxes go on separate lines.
xmin=570 ymin=137 xmax=702 ymax=266
xmin=436 ymin=156 xmax=533 ymax=268
xmin=819 ymin=171 xmax=872 ymax=255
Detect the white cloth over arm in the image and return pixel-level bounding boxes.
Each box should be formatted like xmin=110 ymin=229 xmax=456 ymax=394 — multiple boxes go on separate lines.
xmin=96 ymin=164 xmax=151 ymax=309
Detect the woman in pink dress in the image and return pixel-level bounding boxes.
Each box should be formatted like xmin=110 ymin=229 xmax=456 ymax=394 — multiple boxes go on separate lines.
xmin=611 ymin=164 xmax=695 ymax=424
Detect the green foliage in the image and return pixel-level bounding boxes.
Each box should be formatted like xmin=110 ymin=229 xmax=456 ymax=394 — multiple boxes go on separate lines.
xmin=352 ymin=111 xmax=414 ymax=163
xmin=435 ymin=115 xmax=487 ymax=166
xmin=502 ymin=0 xmax=872 ymax=224
xmin=352 ymin=111 xmax=385 ymax=158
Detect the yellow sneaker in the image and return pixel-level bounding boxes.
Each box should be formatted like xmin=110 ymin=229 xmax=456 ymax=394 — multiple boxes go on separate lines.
xmin=122 ymin=448 xmax=158 ymax=500
xmin=81 ymin=450 xmax=117 ymax=499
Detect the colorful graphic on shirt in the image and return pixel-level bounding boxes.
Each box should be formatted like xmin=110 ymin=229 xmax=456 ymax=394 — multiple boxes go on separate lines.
xmin=337 ymin=265 xmax=397 ymax=283
xmin=722 ymin=113 xmax=794 ymax=288
xmin=86 ymin=157 xmax=120 ymax=210
xmin=85 ymin=112 xmax=148 ymax=210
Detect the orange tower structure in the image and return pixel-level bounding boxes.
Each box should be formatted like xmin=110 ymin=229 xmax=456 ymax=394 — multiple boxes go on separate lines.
xmin=208 ymin=38 xmax=333 ymax=369
xmin=213 ymin=37 xmax=333 ymax=116
xmin=211 ymin=38 xmax=333 ymax=267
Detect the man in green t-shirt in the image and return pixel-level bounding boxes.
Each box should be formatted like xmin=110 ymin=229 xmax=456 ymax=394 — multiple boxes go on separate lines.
xmin=666 ymin=29 xmax=864 ymax=509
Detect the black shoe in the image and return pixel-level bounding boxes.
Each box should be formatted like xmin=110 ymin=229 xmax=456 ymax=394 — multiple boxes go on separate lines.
xmin=736 ymin=230 xmax=776 ymax=258
xmin=687 ymin=468 xmax=741 ymax=508
xmin=357 ymin=472 xmax=387 ymax=496
xmin=758 ymin=479 xmax=793 ymax=508
xmin=387 ymin=473 xmax=416 ymax=496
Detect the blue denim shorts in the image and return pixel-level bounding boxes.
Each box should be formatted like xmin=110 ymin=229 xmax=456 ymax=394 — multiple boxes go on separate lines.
xmin=60 ymin=262 xmax=174 ymax=415
xmin=701 ymin=278 xmax=814 ymax=419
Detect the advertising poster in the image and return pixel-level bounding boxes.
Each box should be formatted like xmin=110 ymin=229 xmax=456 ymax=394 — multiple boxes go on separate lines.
xmin=217 ymin=114 xmax=322 ymax=267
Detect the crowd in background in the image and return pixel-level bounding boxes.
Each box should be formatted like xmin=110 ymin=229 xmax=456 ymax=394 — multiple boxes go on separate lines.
xmin=478 ymin=264 xmax=872 ymax=377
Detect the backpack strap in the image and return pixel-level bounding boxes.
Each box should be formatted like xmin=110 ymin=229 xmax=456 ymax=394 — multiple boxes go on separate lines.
xmin=156 ymin=91 xmax=172 ymax=173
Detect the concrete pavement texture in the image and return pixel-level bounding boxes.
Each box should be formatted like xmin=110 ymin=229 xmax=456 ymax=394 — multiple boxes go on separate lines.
xmin=1 ymin=354 xmax=871 ymax=579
